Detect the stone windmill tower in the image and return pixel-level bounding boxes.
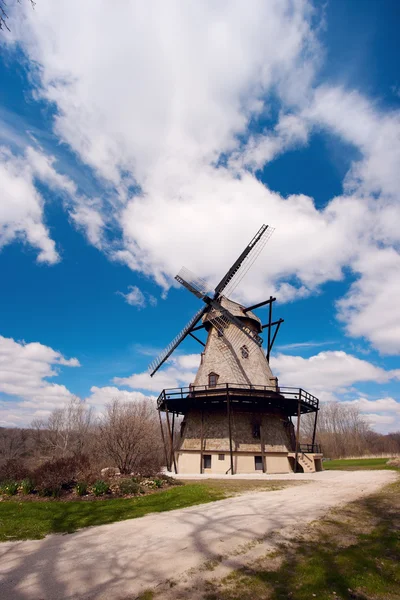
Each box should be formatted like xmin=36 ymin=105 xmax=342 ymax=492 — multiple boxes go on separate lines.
xmin=149 ymin=225 xmax=322 ymax=475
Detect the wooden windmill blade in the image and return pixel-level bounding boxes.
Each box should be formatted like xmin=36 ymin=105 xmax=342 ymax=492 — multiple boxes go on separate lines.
xmin=213 ymin=224 xmax=274 ymax=298
xmin=148 ymin=305 xmax=208 ymax=377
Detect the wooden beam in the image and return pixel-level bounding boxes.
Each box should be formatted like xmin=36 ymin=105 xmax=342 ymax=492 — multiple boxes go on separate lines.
xmin=260 ymin=422 xmax=266 ymax=473
xmin=268 ymin=319 xmax=284 ymax=357
xmin=200 ymin=407 xmax=204 ymax=474
xmin=191 ymin=323 xmax=206 ymax=332
xmin=227 ymin=389 xmax=235 ymax=475
xmin=158 ymin=409 xmax=170 ymax=471
xmin=261 ymin=318 xmax=283 ymax=330
xmin=312 ymin=401 xmax=319 ymax=448
xmin=243 ymin=297 xmax=276 ymax=312
xmin=266 ymin=296 xmax=273 ymax=362
xmin=165 ymin=406 xmax=177 ymax=474
xmin=294 ymin=399 xmax=301 ymax=473
xmin=189 ymin=332 xmax=205 ymax=347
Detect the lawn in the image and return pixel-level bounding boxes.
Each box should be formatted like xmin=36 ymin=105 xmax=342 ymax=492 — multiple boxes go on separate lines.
xmin=323 ymin=457 xmax=398 ymax=470
xmin=0 ymin=479 xmax=296 ymax=542
xmin=202 ymin=477 xmax=400 ymax=600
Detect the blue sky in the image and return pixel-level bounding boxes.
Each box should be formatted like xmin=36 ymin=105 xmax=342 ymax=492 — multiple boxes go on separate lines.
xmin=0 ymin=0 xmax=399 ymax=432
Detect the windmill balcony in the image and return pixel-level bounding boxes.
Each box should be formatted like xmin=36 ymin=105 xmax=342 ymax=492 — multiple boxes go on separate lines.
xmin=157 ymin=382 xmax=319 ymax=417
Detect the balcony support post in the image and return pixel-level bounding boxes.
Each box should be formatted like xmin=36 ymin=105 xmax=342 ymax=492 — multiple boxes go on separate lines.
xmin=312 ymin=400 xmax=319 ymax=449
xmin=165 ymin=406 xmax=177 ymax=474
xmin=294 ymin=396 xmax=301 ymax=473
xmin=158 ymin=409 xmax=170 ymax=471
xmin=227 ymin=386 xmax=235 ymax=475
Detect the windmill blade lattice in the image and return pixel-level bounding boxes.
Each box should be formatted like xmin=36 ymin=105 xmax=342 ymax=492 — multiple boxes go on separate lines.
xmin=213 ymin=224 xmax=273 ymax=298
xmin=222 ymin=226 xmax=274 ymax=298
xmin=175 ymin=267 xmax=212 ymax=299
xmin=148 ymin=305 xmax=208 ymax=376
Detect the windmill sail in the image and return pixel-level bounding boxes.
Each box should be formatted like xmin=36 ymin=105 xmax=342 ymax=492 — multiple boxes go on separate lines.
xmin=148 ymin=305 xmax=208 ymax=376
xmin=214 ymin=224 xmax=273 ymax=297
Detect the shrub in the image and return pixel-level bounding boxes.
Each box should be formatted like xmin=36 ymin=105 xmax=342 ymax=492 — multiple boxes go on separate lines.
xmin=75 ymin=481 xmax=88 ymax=496
xmin=119 ymin=478 xmax=141 ymax=495
xmin=0 ymin=480 xmax=19 ymax=495
xmin=92 ymin=480 xmax=109 ymax=496
xmin=33 ymin=454 xmax=93 ymax=497
xmin=20 ymin=479 xmax=34 ymax=495
xmin=153 ymin=478 xmax=163 ymax=488
xmin=0 ymin=459 xmax=31 ymax=483
xmin=158 ymin=474 xmax=182 ymax=486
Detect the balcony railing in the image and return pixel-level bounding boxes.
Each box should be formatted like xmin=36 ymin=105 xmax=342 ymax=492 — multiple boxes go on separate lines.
xmin=157 ymin=382 xmax=319 ymax=412
xmin=299 ymin=443 xmax=322 ymax=454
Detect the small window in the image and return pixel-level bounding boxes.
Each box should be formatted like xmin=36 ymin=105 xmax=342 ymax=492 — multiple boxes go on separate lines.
xmin=255 ymin=456 xmax=263 ymax=471
xmin=208 ymin=372 xmax=219 ymax=388
xmin=252 ymin=424 xmax=261 ymax=439
xmin=241 ymin=345 xmax=249 ymax=359
xmin=203 ymin=454 xmax=212 ymax=469
xmin=218 ymin=454 xmax=225 ymax=461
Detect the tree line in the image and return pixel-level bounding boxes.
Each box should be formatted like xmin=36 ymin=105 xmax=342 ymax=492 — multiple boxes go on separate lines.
xmin=1 ymin=398 xmax=399 ymax=471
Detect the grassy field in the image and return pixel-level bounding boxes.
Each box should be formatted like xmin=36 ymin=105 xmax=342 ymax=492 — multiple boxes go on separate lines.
xmin=323 ymin=457 xmax=398 ymax=470
xmin=0 ymin=479 xmax=294 ymax=542
xmin=201 ymin=477 xmax=400 ymax=600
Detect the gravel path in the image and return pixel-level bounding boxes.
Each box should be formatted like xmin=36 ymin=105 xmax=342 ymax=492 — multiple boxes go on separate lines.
xmin=0 ymin=470 xmax=396 ymax=600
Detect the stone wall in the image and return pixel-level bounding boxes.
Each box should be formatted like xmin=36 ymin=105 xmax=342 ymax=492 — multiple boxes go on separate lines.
xmin=180 ymin=407 xmax=292 ymax=453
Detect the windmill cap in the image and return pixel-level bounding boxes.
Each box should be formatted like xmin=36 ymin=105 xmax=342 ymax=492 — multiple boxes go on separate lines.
xmin=203 ymin=295 xmax=262 ymax=332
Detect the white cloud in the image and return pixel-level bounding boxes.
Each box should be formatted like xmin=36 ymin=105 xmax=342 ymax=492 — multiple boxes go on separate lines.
xmin=270 ymin=350 xmax=400 ymax=402
xmin=343 ymin=397 xmax=400 ymax=434
xmin=0 ymin=147 xmax=60 ymax=264
xmin=86 ymin=386 xmax=155 ymax=412
xmin=1 ymin=0 xmax=399 ymax=357
xmin=118 ymin=286 xmax=146 ymax=309
xmin=337 ymin=248 xmax=400 ymax=354
xmin=114 ymin=354 xmax=201 ymax=392
xmin=117 ymin=285 xmax=157 ymax=309
xmin=70 ymin=203 xmax=105 ymax=249
xmin=0 ymin=335 xmax=80 ymax=426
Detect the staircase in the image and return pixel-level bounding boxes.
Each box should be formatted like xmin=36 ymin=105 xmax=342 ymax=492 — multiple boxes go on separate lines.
xmin=297 ymin=452 xmax=315 ymax=473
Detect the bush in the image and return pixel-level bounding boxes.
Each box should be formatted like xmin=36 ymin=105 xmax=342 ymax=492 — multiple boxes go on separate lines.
xmin=92 ymin=480 xmax=109 ymax=496
xmin=33 ymin=454 xmax=93 ymax=497
xmin=158 ymin=473 xmax=182 ymax=486
xmin=0 ymin=459 xmax=31 ymax=483
xmin=75 ymin=481 xmax=88 ymax=496
xmin=20 ymin=479 xmax=34 ymax=495
xmin=154 ymin=478 xmax=163 ymax=488
xmin=0 ymin=480 xmax=18 ymax=495
xmin=119 ymin=478 xmax=141 ymax=495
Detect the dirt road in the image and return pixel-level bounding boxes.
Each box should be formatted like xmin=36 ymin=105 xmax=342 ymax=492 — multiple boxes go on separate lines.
xmin=0 ymin=470 xmax=396 ymax=600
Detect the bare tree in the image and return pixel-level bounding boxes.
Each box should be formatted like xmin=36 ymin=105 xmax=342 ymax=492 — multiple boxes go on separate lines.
xmin=0 ymin=0 xmax=35 ymax=32
xmin=98 ymin=399 xmax=163 ymax=475
xmin=301 ymin=401 xmax=371 ymax=459
xmin=32 ymin=397 xmax=93 ymax=459
xmin=0 ymin=427 xmax=28 ymax=460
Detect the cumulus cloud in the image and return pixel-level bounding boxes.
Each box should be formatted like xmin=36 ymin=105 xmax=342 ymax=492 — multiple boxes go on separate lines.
xmin=270 ymin=350 xmax=400 ymax=402
xmin=0 ymin=335 xmax=80 ymax=426
xmin=86 ymin=386 xmax=155 ymax=412
xmin=0 ymin=147 xmax=61 ymax=264
xmin=114 ymin=354 xmax=201 ymax=392
xmin=1 ymin=0 xmax=399 ymax=355
xmin=342 ymin=397 xmax=400 ymax=434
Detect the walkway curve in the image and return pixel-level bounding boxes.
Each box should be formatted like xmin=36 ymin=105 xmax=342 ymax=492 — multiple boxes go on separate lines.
xmin=0 ymin=470 xmax=396 ymax=600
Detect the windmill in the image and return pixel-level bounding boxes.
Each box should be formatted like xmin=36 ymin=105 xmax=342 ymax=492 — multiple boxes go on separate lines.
xmin=150 ymin=225 xmax=322 ymax=475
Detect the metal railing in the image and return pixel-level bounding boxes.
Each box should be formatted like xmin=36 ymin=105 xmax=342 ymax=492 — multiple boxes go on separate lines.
xmin=299 ymin=443 xmax=322 ymax=454
xmin=157 ymin=382 xmax=319 ymax=411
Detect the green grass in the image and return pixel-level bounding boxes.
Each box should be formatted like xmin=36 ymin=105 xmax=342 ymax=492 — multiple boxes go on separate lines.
xmin=0 ymin=479 xmax=298 ymax=542
xmin=323 ymin=457 xmax=398 ymax=470
xmin=202 ymin=478 xmax=400 ymax=600
xmin=0 ymin=484 xmax=226 ymax=542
